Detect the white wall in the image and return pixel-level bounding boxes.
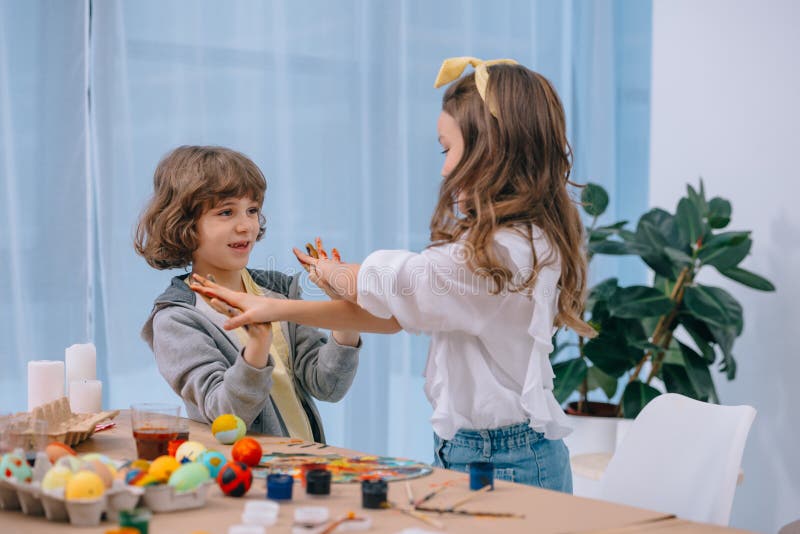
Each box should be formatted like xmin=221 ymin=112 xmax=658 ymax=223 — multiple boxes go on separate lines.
xmin=650 ymin=1 xmax=800 ymax=531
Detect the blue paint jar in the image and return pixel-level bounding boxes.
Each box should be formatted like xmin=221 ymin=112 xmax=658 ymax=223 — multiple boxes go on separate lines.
xmin=469 ymin=461 xmax=494 ymax=490
xmin=267 ymin=473 xmax=294 ymax=500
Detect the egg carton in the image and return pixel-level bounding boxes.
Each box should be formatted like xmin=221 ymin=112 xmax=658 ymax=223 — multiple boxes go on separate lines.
xmin=140 ymin=480 xmax=214 ymax=512
xmin=19 ymin=397 xmax=120 ymax=447
xmin=0 ymin=476 xmax=143 ymax=527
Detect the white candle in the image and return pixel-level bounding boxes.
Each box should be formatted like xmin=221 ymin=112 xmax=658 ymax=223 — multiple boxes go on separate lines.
xmin=65 ymin=343 xmax=96 ymax=393
xmin=27 ymin=360 xmax=65 ymax=411
xmin=69 ymin=379 xmax=102 ymax=413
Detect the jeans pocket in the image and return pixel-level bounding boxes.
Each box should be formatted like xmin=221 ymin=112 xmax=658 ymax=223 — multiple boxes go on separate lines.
xmin=433 ymin=435 xmax=450 ymax=469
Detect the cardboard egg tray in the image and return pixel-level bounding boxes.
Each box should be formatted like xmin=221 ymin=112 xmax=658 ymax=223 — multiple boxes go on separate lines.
xmin=17 ymin=397 xmax=120 ymax=447
xmin=0 ymin=474 xmax=213 ymax=526
xmin=0 ymin=476 xmax=143 ymax=527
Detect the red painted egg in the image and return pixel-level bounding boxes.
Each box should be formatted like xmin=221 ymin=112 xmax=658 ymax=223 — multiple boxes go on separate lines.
xmin=216 ymin=461 xmax=252 ymax=497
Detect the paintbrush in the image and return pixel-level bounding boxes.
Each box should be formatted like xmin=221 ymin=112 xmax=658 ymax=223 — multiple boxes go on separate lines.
xmin=414 ymin=484 xmax=448 ymax=508
xmin=447 ymin=483 xmax=492 ymax=511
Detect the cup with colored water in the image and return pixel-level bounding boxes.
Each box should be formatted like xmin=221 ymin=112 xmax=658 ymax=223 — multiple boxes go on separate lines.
xmin=130 ymin=403 xmax=181 ymax=460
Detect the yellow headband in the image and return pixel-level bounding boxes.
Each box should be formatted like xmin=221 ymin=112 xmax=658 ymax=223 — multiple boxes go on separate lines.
xmin=434 ymin=56 xmax=519 ymax=117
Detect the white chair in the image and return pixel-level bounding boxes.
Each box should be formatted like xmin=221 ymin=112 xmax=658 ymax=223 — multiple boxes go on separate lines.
xmin=598 ymin=393 xmax=756 ymax=526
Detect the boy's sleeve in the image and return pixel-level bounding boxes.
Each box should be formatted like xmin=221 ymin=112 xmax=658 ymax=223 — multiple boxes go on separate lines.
xmin=151 ymin=307 xmax=275 ymax=426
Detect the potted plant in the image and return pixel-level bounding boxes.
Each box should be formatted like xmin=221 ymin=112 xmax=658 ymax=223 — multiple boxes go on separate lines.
xmin=553 ymin=181 xmax=774 ymax=430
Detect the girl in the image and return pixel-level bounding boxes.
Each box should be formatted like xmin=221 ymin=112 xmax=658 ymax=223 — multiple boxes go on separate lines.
xmin=192 ymin=58 xmax=596 ymax=492
xmin=135 ymin=145 xmax=361 ymax=443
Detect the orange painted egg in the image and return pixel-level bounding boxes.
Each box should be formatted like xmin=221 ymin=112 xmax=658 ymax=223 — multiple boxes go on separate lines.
xmin=231 ymin=437 xmax=262 ymax=467
xmin=46 ymin=442 xmax=76 ymax=463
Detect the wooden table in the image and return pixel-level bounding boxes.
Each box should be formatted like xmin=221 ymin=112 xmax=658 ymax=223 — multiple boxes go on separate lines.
xmin=0 ymin=413 xmax=752 ymax=533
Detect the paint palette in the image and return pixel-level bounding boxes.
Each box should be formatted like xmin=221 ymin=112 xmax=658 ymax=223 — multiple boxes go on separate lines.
xmin=256 ymin=453 xmax=432 ymax=483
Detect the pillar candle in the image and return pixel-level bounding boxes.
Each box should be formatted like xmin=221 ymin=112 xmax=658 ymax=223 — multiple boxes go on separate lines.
xmin=65 ymin=343 xmax=96 ymax=394
xmin=27 ymin=360 xmax=65 ymax=411
xmin=69 ymin=379 xmax=102 ymax=413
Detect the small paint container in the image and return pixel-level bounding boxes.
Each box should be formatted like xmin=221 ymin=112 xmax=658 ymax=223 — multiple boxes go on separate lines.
xmin=118 ymin=508 xmax=152 ymax=534
xmin=241 ymin=500 xmax=279 ymax=527
xmin=306 ymin=468 xmax=331 ymax=496
xmin=294 ymin=506 xmax=330 ymax=526
xmin=361 ymin=479 xmax=388 ymax=509
xmin=267 ymin=473 xmax=294 ymax=501
xmin=228 ymin=526 xmax=265 ymax=534
xmin=469 ymin=461 xmax=494 ymax=490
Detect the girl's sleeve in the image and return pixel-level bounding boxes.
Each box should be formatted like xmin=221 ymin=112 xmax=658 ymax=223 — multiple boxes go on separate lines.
xmin=356 ymin=244 xmax=507 ymax=336
xmin=151 ymin=307 xmax=274 ymax=427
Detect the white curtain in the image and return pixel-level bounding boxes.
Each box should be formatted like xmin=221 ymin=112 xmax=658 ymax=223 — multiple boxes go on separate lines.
xmin=0 ymin=0 xmax=651 ymax=462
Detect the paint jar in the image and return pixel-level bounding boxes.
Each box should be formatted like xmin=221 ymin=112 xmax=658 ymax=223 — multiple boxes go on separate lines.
xmin=468 ymin=461 xmax=494 ymax=490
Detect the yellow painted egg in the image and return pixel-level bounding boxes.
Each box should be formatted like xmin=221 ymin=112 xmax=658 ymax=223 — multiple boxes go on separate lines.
xmin=41 ymin=465 xmax=74 ymax=491
xmin=64 ymin=471 xmax=105 ymax=500
xmin=130 ymin=459 xmax=151 ymax=471
xmin=175 ymin=441 xmax=207 ymax=463
xmin=168 ymin=462 xmax=211 ymax=492
xmin=211 ymin=414 xmax=246 ymax=445
xmin=149 ymin=455 xmax=181 ymax=482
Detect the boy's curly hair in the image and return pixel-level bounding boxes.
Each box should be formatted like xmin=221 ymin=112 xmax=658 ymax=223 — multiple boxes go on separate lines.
xmin=134 ymin=145 xmax=267 ymax=270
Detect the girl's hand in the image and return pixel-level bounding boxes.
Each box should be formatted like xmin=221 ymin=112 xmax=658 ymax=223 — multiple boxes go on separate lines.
xmin=294 ymin=238 xmax=357 ymax=302
xmin=190 ymin=274 xmax=281 ymax=329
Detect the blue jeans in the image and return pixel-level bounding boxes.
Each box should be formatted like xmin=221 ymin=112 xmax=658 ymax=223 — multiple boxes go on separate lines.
xmin=432 ymin=422 xmax=573 ymax=493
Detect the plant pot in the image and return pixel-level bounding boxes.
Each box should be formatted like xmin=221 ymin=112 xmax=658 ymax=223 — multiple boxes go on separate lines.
xmin=563 ymin=402 xmax=621 ymax=456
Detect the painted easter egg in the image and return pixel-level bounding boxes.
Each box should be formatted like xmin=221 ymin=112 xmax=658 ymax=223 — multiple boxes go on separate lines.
xmin=168 ymin=462 xmax=210 ymax=492
xmin=65 ymin=471 xmax=105 ymax=500
xmin=84 ymin=459 xmax=116 ymax=488
xmin=124 ymin=468 xmax=147 ymax=486
xmin=129 ymin=459 xmax=151 ymax=471
xmin=46 ymin=442 xmax=76 ymax=463
xmin=148 ymin=455 xmax=181 ymax=482
xmin=133 ymin=473 xmax=161 ymax=487
xmin=216 ymin=461 xmax=252 ymax=497
xmin=1 ymin=453 xmax=33 ymax=483
xmin=198 ymin=450 xmax=227 ymax=478
xmin=231 ymin=437 xmax=262 ymax=467
xmin=175 ymin=441 xmax=207 ymax=464
xmin=41 ymin=465 xmax=74 ymax=491
xmin=211 ymin=414 xmax=246 ymax=445
xmin=55 ymin=455 xmax=84 ymax=472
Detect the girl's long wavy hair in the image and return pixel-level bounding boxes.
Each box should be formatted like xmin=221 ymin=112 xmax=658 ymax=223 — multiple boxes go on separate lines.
xmin=431 ymin=65 xmax=596 ymax=338
xmin=134 ymin=145 xmax=267 ymax=270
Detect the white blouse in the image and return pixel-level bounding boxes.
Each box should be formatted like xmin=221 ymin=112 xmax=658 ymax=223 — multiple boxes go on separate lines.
xmin=357 ymin=226 xmax=572 ymax=441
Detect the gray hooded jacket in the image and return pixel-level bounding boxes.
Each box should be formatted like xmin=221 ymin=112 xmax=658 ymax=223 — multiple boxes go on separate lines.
xmin=141 ymin=269 xmax=360 ymax=443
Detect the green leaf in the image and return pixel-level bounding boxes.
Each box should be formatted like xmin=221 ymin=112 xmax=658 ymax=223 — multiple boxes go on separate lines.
xmin=552 ymin=358 xmax=588 ymax=404
xmin=582 ymin=183 xmax=609 ymax=217
xmin=587 ymin=365 xmax=618 ymax=399
xmin=587 ymin=278 xmax=619 ymax=311
xmin=583 ymin=335 xmax=641 ymax=378
xmin=708 ymin=325 xmax=738 ymax=380
xmin=635 ymin=221 xmax=680 ymax=279
xmin=683 ymin=285 xmax=744 ymax=334
xmin=719 ymin=266 xmax=775 ymax=291
xmin=698 ymin=237 xmax=752 ymax=270
xmin=687 ymin=183 xmax=708 ymax=217
xmin=679 ymin=316 xmax=717 ymax=364
xmin=662 ymin=364 xmax=698 ymax=398
xmin=678 ymin=342 xmax=718 ymax=403
xmin=589 ymin=221 xmax=629 ymax=241
xmin=589 ymin=240 xmax=633 ymax=255
xmin=676 ymin=197 xmax=705 ymax=248
xmin=621 ymin=381 xmax=661 ymax=419
xmin=707 ymin=197 xmax=732 ymax=229
xmin=639 ymin=209 xmax=684 ymax=250
xmin=664 ymin=247 xmax=693 ymax=267
xmin=700 ymin=231 xmax=750 ymax=250
xmin=608 ymin=286 xmax=674 ymax=318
